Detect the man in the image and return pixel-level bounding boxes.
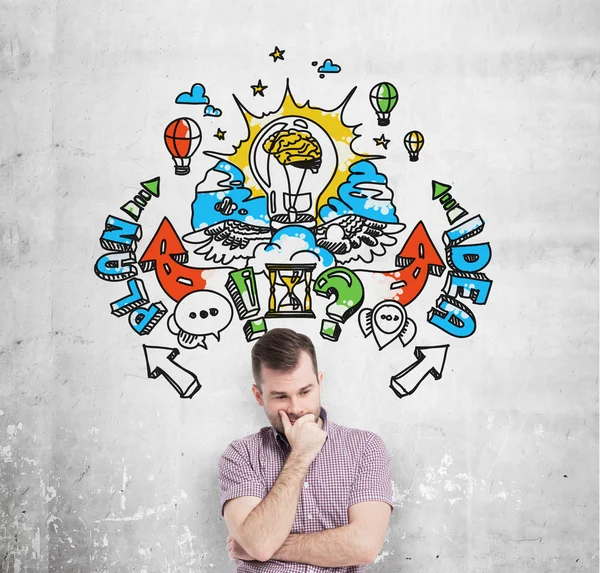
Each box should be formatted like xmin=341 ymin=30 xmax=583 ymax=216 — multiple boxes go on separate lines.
xmin=218 ymin=328 xmax=394 ymax=571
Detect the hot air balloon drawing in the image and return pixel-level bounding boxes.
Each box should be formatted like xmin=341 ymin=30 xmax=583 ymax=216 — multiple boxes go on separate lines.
xmin=164 ymin=117 xmax=202 ymax=175
xmin=403 ymin=130 xmax=424 ymax=162
xmin=369 ymin=82 xmax=398 ymax=126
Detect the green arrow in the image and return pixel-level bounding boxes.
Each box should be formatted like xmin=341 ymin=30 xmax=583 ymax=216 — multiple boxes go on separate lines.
xmin=141 ymin=177 xmax=160 ymax=197
xmin=432 ymin=180 xmax=452 ymax=200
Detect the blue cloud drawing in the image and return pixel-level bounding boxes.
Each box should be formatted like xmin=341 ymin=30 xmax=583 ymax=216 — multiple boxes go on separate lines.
xmin=318 ymin=160 xmax=399 ymax=224
xmin=318 ymin=59 xmax=341 ymax=74
xmin=250 ymin=226 xmax=336 ymax=275
xmin=204 ymin=105 xmax=222 ymax=117
xmin=191 ymin=160 xmax=269 ymax=229
xmin=176 ymin=83 xmax=210 ymax=105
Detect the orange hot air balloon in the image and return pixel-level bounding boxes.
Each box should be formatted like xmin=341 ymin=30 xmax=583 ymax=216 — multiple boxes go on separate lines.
xmin=164 ymin=117 xmax=202 ymax=175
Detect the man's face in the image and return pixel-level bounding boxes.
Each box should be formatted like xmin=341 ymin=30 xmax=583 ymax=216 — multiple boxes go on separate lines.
xmin=252 ymin=350 xmax=323 ymax=434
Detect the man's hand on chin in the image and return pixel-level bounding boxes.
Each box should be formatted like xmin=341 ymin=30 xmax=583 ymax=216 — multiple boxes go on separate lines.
xmin=227 ymin=533 xmax=258 ymax=562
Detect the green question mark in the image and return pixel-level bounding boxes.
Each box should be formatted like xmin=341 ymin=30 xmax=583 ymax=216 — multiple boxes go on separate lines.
xmin=313 ymin=267 xmax=365 ymax=341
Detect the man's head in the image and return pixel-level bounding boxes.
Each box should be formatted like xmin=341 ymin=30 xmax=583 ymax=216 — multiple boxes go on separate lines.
xmin=251 ymin=328 xmax=322 ymax=434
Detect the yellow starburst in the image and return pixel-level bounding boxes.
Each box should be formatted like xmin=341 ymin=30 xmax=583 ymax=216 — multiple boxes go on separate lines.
xmin=204 ymin=80 xmax=378 ymax=223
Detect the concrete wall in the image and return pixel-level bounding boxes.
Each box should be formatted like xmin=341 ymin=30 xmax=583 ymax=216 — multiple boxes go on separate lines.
xmin=1 ymin=0 xmax=598 ymax=571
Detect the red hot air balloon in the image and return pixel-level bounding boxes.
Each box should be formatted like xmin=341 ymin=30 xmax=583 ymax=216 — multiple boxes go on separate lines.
xmin=164 ymin=117 xmax=202 ymax=175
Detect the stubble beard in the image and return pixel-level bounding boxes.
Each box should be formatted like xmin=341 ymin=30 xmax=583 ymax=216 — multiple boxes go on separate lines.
xmin=267 ymin=403 xmax=321 ymax=435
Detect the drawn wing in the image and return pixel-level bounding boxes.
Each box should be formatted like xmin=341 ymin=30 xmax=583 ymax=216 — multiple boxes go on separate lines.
xmin=183 ymin=221 xmax=272 ymax=265
xmin=358 ymin=308 xmax=374 ymax=338
xmin=316 ymin=215 xmax=405 ymax=265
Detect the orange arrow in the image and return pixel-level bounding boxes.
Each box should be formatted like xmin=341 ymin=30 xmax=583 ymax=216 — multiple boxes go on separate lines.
xmin=382 ymin=221 xmax=445 ymax=305
xmin=139 ymin=217 xmax=207 ymax=302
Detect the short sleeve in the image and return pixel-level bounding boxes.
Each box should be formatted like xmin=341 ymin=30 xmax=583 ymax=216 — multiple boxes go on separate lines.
xmin=348 ymin=433 xmax=394 ymax=512
xmin=218 ymin=440 xmax=267 ymax=516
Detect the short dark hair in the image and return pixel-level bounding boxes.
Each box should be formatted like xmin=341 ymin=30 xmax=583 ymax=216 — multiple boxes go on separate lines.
xmin=251 ymin=328 xmax=319 ymax=392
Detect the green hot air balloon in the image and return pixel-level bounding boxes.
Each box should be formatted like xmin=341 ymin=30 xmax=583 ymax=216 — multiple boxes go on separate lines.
xmin=369 ymin=82 xmax=398 ymax=126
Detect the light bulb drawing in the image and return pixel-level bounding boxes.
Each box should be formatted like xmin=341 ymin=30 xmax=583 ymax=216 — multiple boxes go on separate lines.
xmin=404 ymin=130 xmax=424 ymax=162
xmin=250 ymin=116 xmax=338 ymax=231
xmin=369 ymin=82 xmax=398 ymax=126
xmin=164 ymin=117 xmax=202 ymax=176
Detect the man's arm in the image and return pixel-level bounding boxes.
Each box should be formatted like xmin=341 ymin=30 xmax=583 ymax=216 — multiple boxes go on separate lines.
xmin=271 ymin=431 xmax=394 ymax=566
xmin=269 ymin=501 xmax=392 ymax=567
xmin=223 ymin=411 xmax=327 ymax=562
xmin=224 ymin=449 xmax=312 ymax=562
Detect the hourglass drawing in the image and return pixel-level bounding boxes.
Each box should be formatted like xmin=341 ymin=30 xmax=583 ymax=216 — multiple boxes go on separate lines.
xmin=265 ymin=263 xmax=316 ymax=318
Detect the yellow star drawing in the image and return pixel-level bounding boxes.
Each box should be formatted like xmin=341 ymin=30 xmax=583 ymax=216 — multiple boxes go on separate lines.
xmin=373 ymin=134 xmax=390 ymax=150
xmin=214 ymin=128 xmax=226 ymax=140
xmin=251 ymin=79 xmax=268 ymax=97
xmin=269 ymin=46 xmax=285 ymax=62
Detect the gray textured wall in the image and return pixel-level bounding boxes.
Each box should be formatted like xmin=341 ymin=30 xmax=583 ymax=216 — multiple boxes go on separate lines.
xmin=1 ymin=0 xmax=598 ymax=571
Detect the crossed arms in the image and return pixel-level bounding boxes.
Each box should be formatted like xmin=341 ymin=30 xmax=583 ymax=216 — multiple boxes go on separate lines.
xmin=222 ymin=447 xmax=392 ymax=566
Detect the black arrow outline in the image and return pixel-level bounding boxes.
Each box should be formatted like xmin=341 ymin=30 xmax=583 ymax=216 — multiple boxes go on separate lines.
xmin=142 ymin=345 xmax=201 ymax=399
xmin=389 ymin=344 xmax=449 ymax=399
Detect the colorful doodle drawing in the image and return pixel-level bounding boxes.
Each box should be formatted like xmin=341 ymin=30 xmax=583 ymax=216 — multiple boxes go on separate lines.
xmin=443 ymin=215 xmax=491 ymax=273
xmin=313 ymin=267 xmax=364 ymax=323
xmin=314 ymin=267 xmax=364 ymax=341
xmin=226 ymin=267 xmax=261 ymax=319
xmin=243 ymin=318 xmax=268 ymax=342
xmin=129 ymin=302 xmax=167 ymax=336
xmin=204 ymin=105 xmax=222 ymax=117
xmin=250 ymin=226 xmax=335 ymax=277
xmin=175 ymin=83 xmax=210 ymax=105
xmin=94 ymin=62 xmax=494 ymax=400
xmin=443 ymin=214 xmax=485 ymax=246
xmin=100 ymin=216 xmax=142 ymax=253
xmin=167 ymin=290 xmax=233 ymax=349
xmin=390 ymin=345 xmax=449 ymax=399
xmin=251 ymin=79 xmax=268 ymax=97
xmin=164 ymin=118 xmax=202 ymax=176
xmin=370 ymin=82 xmax=398 ymax=126
xmin=427 ymin=294 xmax=476 ymax=338
xmin=143 ymin=345 xmax=201 ymax=399
xmin=121 ymin=177 xmax=161 ymax=223
xmin=183 ymin=82 xmax=406 ymax=268
xmin=207 ymin=81 xmax=374 ymax=218
xmin=315 ymin=214 xmax=403 ymax=264
xmin=359 ymin=300 xmax=416 ymax=350
xmin=404 ymin=131 xmax=424 ymax=162
xmin=269 ymin=46 xmax=285 ymax=62
xmin=183 ymin=160 xmax=271 ymax=264
xmin=95 ymin=215 xmax=142 ymax=281
xmin=316 ymin=161 xmax=405 ymax=264
xmin=314 ymin=58 xmax=341 ymax=79
xmin=427 ymin=214 xmax=492 ymax=337
xmin=265 ymin=263 xmax=316 ymax=319
xmin=373 ymin=134 xmax=390 ymax=150
xmin=446 ymin=243 xmax=491 ymax=273
xmin=139 ymin=217 xmax=210 ymax=301
xmin=320 ymin=319 xmax=342 ymax=342
xmin=432 ymin=181 xmax=468 ymax=225
xmin=381 ymin=221 xmax=445 ymax=305
xmin=94 ymin=251 xmax=138 ymax=282
xmin=443 ymin=272 xmax=492 ymax=305
xmin=251 ymin=114 xmax=338 ymax=231
xmin=110 ymin=278 xmax=149 ymax=317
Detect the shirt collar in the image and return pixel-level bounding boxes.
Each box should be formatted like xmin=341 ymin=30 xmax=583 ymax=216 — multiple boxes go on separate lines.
xmin=273 ymin=406 xmax=329 ymax=448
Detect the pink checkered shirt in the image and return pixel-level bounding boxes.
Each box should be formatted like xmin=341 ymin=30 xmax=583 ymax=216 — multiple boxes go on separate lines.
xmin=218 ymin=407 xmax=394 ymax=572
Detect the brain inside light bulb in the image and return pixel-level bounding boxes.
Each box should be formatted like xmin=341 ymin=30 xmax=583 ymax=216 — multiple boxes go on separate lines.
xmin=250 ymin=117 xmax=337 ymax=194
xmin=262 ymin=129 xmax=322 ymax=172
xmin=250 ymin=116 xmax=339 ymax=224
